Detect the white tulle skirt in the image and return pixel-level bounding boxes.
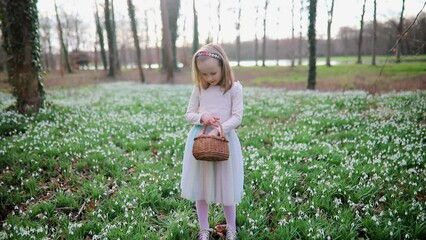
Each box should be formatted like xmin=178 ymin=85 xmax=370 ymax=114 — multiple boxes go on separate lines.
xmin=180 ymin=125 xmax=244 ymax=206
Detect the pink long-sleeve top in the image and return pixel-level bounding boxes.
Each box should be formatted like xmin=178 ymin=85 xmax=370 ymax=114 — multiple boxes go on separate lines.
xmin=185 ymin=81 xmax=243 ymax=133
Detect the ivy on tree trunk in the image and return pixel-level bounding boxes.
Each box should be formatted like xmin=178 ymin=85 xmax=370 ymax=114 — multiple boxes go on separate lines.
xmin=0 ymin=0 xmax=45 ymax=114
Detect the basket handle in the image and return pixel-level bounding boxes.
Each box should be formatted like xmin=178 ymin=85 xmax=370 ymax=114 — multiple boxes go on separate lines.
xmin=201 ymin=122 xmax=227 ymax=140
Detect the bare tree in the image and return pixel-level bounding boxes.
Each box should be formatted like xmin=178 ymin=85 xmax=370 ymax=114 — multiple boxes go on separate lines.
xmin=356 ymin=0 xmax=367 ymax=64
xmin=127 ymin=0 xmax=145 ymax=83
xmin=217 ymin=0 xmax=221 ymax=44
xmin=298 ymin=0 xmax=304 ymax=65
xmin=95 ymin=2 xmax=107 ymax=70
xmin=262 ymin=0 xmax=269 ymax=67
xmin=161 ymin=0 xmax=180 ymax=70
xmin=153 ymin=7 xmax=162 ymax=67
xmin=104 ymin=0 xmax=116 ymax=77
xmin=254 ymin=4 xmax=260 ymax=66
xmin=326 ymin=0 xmax=335 ymax=66
xmin=73 ymin=13 xmax=81 ymax=51
xmin=144 ymin=9 xmax=153 ymax=69
xmin=55 ymin=0 xmax=72 ymax=74
xmin=236 ymin=0 xmax=242 ymax=66
xmin=276 ymin=6 xmax=280 ymax=66
xmin=192 ymin=0 xmax=199 ymax=54
xmin=160 ymin=0 xmax=174 ymax=82
xmin=0 ymin=0 xmax=45 ymax=114
xmin=372 ymin=0 xmax=377 ymax=65
xmin=307 ymin=0 xmax=317 ymax=90
xmin=291 ymin=0 xmax=295 ymax=67
xmin=396 ymin=0 xmax=406 ymax=63
xmin=40 ymin=15 xmax=55 ymax=72
xmin=111 ymin=0 xmax=120 ymax=72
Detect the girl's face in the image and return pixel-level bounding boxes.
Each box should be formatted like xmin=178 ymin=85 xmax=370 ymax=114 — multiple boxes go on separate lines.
xmin=197 ymin=58 xmax=222 ymax=86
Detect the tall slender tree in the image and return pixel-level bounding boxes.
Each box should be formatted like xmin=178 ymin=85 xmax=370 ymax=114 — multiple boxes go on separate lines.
xmin=298 ymin=0 xmax=304 ymax=65
xmin=160 ymin=0 xmax=174 ymax=82
xmin=192 ymin=0 xmax=199 ymax=54
xmin=104 ymin=0 xmax=116 ymax=77
xmin=152 ymin=7 xmax=161 ymax=67
xmin=236 ymin=0 xmax=242 ymax=66
xmin=276 ymin=6 xmax=281 ymax=66
xmin=326 ymin=0 xmax=335 ymax=67
xmin=396 ymin=0 xmax=405 ymax=63
xmin=356 ymin=0 xmax=367 ymax=64
xmin=54 ymin=0 xmax=72 ymax=74
xmin=291 ymin=0 xmax=295 ymax=67
xmin=262 ymin=0 xmax=269 ymax=67
xmin=95 ymin=2 xmax=107 ymax=70
xmin=217 ymin=1 xmax=221 ymax=44
xmin=40 ymin=15 xmax=54 ymax=72
xmin=254 ymin=4 xmax=260 ymax=66
xmin=371 ymin=0 xmax=377 ymax=66
xmin=144 ymin=9 xmax=153 ymax=69
xmin=307 ymin=0 xmax=317 ymax=90
xmin=0 ymin=0 xmax=45 ymax=114
xmin=162 ymin=0 xmax=180 ymax=70
xmin=127 ymin=0 xmax=145 ymax=83
xmin=111 ymin=0 xmax=120 ymax=72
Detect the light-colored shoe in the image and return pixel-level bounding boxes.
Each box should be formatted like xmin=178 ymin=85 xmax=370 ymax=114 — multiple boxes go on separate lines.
xmin=198 ymin=229 xmax=210 ymax=240
xmin=226 ymin=225 xmax=237 ymax=240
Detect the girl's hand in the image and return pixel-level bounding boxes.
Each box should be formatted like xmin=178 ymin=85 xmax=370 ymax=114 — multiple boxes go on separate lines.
xmin=201 ymin=113 xmax=220 ymax=127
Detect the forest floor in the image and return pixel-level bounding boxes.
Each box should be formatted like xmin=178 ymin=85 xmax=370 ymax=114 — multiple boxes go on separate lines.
xmin=0 ymin=64 xmax=425 ymax=94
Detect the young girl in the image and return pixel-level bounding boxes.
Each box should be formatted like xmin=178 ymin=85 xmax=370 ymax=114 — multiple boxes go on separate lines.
xmin=181 ymin=43 xmax=244 ymax=240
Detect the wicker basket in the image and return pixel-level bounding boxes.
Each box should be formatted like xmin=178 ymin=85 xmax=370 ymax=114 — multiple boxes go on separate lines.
xmin=192 ymin=123 xmax=229 ymax=161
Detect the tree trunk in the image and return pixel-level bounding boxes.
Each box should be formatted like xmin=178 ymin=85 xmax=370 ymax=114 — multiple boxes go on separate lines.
xmin=127 ymin=0 xmax=145 ymax=83
xmin=275 ymin=7 xmax=280 ymax=66
xmin=371 ymin=0 xmax=377 ymax=66
xmin=94 ymin=45 xmax=98 ymax=70
xmin=47 ymin=29 xmax=54 ymax=71
xmin=298 ymin=0 xmax=304 ymax=65
xmin=95 ymin=2 xmax=107 ymax=70
xmin=144 ymin=9 xmax=153 ymax=69
xmin=396 ymin=0 xmax=405 ymax=63
xmin=0 ymin=0 xmax=45 ymax=114
xmin=111 ymin=0 xmax=120 ymax=72
xmin=236 ymin=0 xmax=242 ymax=67
xmin=307 ymin=0 xmax=317 ymax=90
xmin=74 ymin=14 xmax=80 ymax=51
xmin=160 ymin=0 xmax=174 ymax=82
xmin=254 ymin=5 xmax=259 ymax=66
xmin=104 ymin=0 xmax=116 ymax=77
xmin=326 ymin=0 xmax=335 ymax=67
xmin=192 ymin=0 xmax=199 ymax=54
xmin=152 ymin=8 xmax=161 ymax=68
xmin=291 ymin=1 xmax=295 ymax=67
xmin=162 ymin=0 xmax=180 ymax=71
xmin=262 ymin=0 xmax=269 ymax=67
xmin=217 ymin=1 xmax=221 ymax=44
xmin=356 ymin=0 xmax=366 ymax=64
xmin=54 ymin=1 xmax=72 ymax=73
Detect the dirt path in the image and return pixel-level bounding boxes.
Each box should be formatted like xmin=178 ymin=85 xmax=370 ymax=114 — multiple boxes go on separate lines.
xmin=1 ymin=68 xmax=425 ymax=94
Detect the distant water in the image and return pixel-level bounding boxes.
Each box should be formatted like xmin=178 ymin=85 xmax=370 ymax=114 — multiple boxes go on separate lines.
xmin=82 ymin=59 xmax=352 ymax=70
xmin=229 ymin=59 xmax=341 ymax=67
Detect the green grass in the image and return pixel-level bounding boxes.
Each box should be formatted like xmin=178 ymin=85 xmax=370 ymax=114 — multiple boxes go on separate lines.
xmin=0 ymin=83 xmax=425 ymax=239
xmin=247 ymin=57 xmax=426 ymax=85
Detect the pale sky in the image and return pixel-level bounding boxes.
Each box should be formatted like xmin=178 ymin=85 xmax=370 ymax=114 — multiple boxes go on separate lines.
xmin=38 ymin=0 xmax=425 ymax=51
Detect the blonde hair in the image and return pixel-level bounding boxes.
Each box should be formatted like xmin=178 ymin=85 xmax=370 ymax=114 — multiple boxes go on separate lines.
xmin=192 ymin=43 xmax=235 ymax=94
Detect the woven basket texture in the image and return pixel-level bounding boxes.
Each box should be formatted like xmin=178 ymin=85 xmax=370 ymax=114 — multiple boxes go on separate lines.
xmin=193 ymin=124 xmax=229 ymax=161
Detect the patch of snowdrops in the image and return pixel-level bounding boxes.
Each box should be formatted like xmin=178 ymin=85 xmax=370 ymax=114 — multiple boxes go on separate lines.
xmin=0 ymin=82 xmax=425 ymax=239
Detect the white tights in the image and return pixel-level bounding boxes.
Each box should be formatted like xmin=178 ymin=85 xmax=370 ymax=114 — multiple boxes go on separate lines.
xmin=196 ymin=200 xmax=236 ymax=230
